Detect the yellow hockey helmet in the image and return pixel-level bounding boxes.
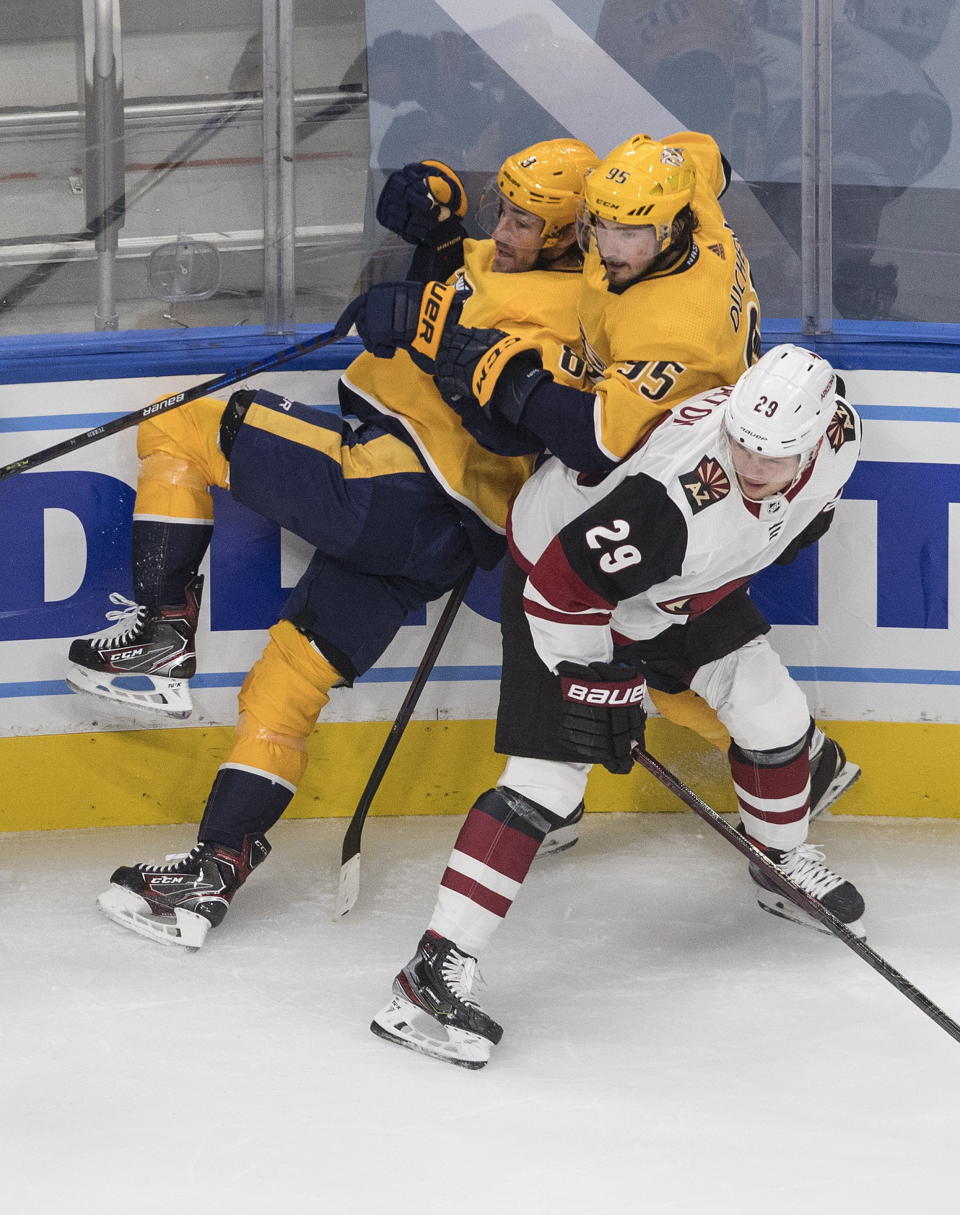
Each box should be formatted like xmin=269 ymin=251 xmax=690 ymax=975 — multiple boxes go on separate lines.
xmin=477 ymin=138 xmax=598 ymax=248
xmin=581 ymin=134 xmax=696 ymax=251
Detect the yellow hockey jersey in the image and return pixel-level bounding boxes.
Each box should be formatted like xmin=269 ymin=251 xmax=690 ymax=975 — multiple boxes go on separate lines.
xmin=340 ymin=239 xmax=582 ymax=543
xmin=578 ymin=130 xmax=762 ymax=462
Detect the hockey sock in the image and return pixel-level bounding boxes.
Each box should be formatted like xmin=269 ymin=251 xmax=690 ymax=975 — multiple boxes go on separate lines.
xmin=199 ymin=621 xmax=343 ymax=848
xmin=729 ymin=739 xmax=810 ymax=853
xmin=132 ymin=518 xmax=212 ymax=608
xmin=428 ymin=786 xmax=564 ymax=957
xmin=198 ymin=766 xmax=295 ymax=851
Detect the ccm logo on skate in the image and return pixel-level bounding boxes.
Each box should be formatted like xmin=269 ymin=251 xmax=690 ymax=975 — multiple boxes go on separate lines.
xmin=561 ymin=682 xmax=645 ymax=706
xmin=114 ymin=647 xmax=145 ymax=660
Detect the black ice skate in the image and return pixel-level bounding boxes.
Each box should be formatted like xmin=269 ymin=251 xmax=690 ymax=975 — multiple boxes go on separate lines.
xmin=748 ymin=838 xmax=866 ymax=939
xmin=371 ymin=931 xmax=503 ymax=1069
xmin=809 ymin=737 xmax=861 ymax=820
xmin=66 ymin=575 xmax=203 ymax=719
xmin=535 ymin=800 xmax=584 ymax=858
xmin=96 ymin=833 xmax=270 ymax=949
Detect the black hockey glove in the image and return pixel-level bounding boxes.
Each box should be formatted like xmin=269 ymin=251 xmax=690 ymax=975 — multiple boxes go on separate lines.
xmin=557 ymin=660 xmax=646 ymax=775
xmin=376 ymin=160 xmax=468 ymax=246
xmin=434 ymin=323 xmax=552 ymax=426
xmin=337 ymin=279 xmax=462 ymax=370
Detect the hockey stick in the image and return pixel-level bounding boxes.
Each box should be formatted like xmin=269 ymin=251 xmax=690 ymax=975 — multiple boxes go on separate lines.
xmin=632 ymin=746 xmax=960 ymax=1046
xmin=334 ymin=563 xmax=476 ymax=919
xmin=0 ymin=320 xmax=352 ymax=483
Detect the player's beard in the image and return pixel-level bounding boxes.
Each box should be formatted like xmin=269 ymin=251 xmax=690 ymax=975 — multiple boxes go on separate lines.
xmin=492 ymin=242 xmax=540 ymax=273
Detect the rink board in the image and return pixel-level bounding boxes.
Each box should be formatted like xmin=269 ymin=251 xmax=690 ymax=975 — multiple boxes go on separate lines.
xmin=1 ymin=325 xmax=959 ymax=830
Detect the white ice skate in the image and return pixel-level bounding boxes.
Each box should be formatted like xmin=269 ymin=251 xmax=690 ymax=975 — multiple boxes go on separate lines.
xmin=66 ymin=578 xmax=202 ymax=720
xmin=750 ymin=841 xmax=866 ymax=939
xmin=97 ymin=883 xmax=212 ymax=949
xmin=96 ymin=834 xmax=270 ymax=950
xmin=370 ymin=931 xmax=503 ymax=1069
xmin=808 ymin=737 xmax=861 ymax=820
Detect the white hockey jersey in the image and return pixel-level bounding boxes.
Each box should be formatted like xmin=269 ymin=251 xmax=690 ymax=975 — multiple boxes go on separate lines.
xmin=509 ymin=384 xmax=861 ymax=674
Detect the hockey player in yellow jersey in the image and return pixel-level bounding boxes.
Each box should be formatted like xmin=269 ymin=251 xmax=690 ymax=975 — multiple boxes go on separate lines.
xmin=349 ymin=131 xmax=854 ymax=776
xmin=75 ymin=139 xmax=600 ymax=949
xmin=575 ymin=130 xmax=762 ymax=461
xmin=347 ymin=130 xmax=762 ymax=474
xmin=340 ymin=138 xmax=596 ymax=555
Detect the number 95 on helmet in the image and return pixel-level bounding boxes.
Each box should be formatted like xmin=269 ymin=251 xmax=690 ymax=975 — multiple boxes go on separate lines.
xmin=576 ymin=133 xmax=696 ymax=255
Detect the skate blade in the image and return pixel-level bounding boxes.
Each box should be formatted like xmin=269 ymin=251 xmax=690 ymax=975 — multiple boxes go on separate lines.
xmin=96 ymin=886 xmax=210 ymax=949
xmin=67 ymin=665 xmax=193 ymax=720
xmin=755 ymin=889 xmax=866 ymax=940
xmin=535 ymin=824 xmax=580 ymax=859
xmin=809 ymin=761 xmax=861 ymax=820
xmin=370 ymin=996 xmax=493 ymax=1070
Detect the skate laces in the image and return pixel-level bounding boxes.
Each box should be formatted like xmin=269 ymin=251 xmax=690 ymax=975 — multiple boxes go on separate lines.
xmin=136 ymin=845 xmax=206 ymax=874
xmin=776 ymin=843 xmax=843 ymax=898
xmin=439 ymin=947 xmax=482 ymax=1007
xmin=91 ymin=593 xmax=149 ymax=648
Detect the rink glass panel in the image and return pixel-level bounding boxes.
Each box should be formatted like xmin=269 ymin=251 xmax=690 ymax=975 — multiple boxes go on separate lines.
xmin=0 ymin=2 xmax=958 ymax=330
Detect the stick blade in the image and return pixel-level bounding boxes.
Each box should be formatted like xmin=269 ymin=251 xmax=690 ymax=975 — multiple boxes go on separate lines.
xmin=334 ymin=851 xmax=360 ymax=919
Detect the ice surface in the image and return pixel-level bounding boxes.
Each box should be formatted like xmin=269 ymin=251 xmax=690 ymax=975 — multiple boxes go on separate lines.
xmin=3 ymin=811 xmax=960 ymax=1213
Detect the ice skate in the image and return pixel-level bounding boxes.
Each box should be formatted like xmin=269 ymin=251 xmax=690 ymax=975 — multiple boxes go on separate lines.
xmin=370 ymin=931 xmax=503 ymax=1069
xmin=809 ymin=737 xmax=860 ymax=820
xmin=66 ymin=576 xmax=203 ymax=719
xmin=748 ymin=839 xmax=866 ymax=939
xmin=535 ymin=800 xmax=584 ymax=858
xmin=96 ymin=833 xmax=270 ymax=949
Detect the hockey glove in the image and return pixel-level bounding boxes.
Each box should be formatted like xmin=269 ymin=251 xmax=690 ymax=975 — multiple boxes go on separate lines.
xmin=376 ymin=160 xmax=468 ymax=246
xmin=337 ymin=279 xmax=461 ymax=370
xmin=557 ymin=660 xmax=646 ymax=775
xmin=434 ymin=323 xmax=551 ymax=425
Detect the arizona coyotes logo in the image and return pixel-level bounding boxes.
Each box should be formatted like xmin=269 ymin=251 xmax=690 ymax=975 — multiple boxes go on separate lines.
xmin=658 ymin=576 xmax=751 ymax=618
xmin=659 ymin=596 xmax=694 ymax=616
xmin=826 ymin=401 xmax=857 ymax=452
xmin=679 ymin=456 xmax=731 ymax=514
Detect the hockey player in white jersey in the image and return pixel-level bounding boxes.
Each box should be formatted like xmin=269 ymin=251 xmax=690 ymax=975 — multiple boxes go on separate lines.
xmin=371 ymin=344 xmax=866 ymax=1068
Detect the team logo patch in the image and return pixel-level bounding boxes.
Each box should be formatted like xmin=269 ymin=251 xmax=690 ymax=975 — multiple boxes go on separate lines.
xmin=660 ymin=146 xmax=685 ymax=167
xmin=658 ymin=596 xmax=694 ymax=616
xmin=679 ymin=456 xmax=731 ymax=514
xmin=826 ymin=401 xmax=857 ymax=452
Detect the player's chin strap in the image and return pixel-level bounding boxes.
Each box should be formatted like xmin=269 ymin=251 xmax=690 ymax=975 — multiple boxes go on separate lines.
xmin=631 ymin=746 xmax=960 ymax=1047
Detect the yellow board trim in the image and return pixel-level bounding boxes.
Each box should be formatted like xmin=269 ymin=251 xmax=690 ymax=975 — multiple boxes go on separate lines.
xmin=1 ymin=719 xmax=957 ymax=833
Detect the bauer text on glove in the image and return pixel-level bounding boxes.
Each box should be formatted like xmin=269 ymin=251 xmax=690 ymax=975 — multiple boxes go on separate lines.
xmin=557 ymin=660 xmax=646 ymax=775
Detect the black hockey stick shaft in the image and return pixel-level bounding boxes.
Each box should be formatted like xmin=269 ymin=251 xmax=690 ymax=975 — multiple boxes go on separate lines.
xmin=0 ymin=321 xmax=350 ymax=483
xmin=633 ymin=747 xmax=960 ymax=1046
xmin=335 ymin=563 xmax=475 ymax=917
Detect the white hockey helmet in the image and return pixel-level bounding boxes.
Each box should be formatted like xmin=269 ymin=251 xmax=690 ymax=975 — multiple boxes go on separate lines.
xmin=724 ymin=344 xmax=838 ymax=463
